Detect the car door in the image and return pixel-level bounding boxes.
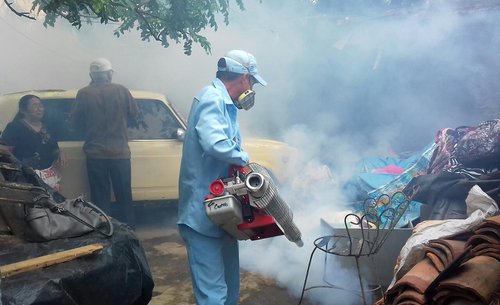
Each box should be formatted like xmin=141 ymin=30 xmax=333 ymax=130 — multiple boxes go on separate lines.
xmin=42 ymin=98 xmax=89 ymax=199
xmin=128 ymin=99 xmax=184 ymax=201
xmin=42 ymin=97 xmax=184 ymax=202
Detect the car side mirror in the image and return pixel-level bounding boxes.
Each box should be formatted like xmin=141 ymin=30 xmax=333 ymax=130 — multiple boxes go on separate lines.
xmin=176 ymin=128 xmax=185 ymax=141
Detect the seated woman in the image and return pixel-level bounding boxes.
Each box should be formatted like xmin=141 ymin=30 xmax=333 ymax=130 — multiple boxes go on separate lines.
xmin=1 ymin=94 xmax=65 ymax=190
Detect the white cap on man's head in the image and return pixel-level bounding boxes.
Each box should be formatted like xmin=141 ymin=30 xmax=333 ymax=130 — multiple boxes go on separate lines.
xmin=89 ymin=58 xmax=113 ymax=73
xmin=218 ymin=50 xmax=267 ymax=86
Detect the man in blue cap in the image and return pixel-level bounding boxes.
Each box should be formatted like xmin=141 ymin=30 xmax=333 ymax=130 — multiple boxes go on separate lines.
xmin=178 ymin=50 xmax=267 ymax=305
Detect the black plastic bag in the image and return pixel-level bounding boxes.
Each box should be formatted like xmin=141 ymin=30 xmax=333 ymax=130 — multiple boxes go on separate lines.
xmin=455 ymin=119 xmax=500 ymax=168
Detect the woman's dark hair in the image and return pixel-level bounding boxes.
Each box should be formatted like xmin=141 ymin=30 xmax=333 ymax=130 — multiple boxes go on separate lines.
xmin=13 ymin=94 xmax=41 ymax=121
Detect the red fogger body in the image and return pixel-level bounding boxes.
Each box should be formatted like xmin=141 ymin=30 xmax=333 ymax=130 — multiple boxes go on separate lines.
xmin=204 ymin=163 xmax=303 ymax=247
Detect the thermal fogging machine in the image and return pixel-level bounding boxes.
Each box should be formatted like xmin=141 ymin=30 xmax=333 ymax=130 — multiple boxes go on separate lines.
xmin=204 ymin=163 xmax=303 ymax=247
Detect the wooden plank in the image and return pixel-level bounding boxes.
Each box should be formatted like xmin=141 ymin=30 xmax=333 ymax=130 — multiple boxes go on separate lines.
xmin=0 ymin=183 xmax=48 ymax=205
xmin=0 ymin=162 xmax=20 ymax=172
xmin=0 ymin=243 xmax=103 ymax=278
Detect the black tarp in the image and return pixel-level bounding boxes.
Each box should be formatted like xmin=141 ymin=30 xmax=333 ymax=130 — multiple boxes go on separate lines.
xmin=0 ymin=220 xmax=154 ymax=305
xmin=403 ymin=170 xmax=500 ymax=221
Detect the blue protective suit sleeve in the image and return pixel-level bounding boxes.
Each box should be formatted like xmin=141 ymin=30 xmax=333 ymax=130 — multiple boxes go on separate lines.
xmin=195 ymin=98 xmax=249 ymax=166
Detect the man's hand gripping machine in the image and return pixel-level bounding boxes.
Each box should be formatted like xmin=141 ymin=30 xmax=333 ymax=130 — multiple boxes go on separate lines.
xmin=204 ymin=163 xmax=303 ymax=247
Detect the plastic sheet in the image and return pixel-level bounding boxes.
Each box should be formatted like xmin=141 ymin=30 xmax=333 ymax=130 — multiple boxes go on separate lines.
xmin=0 ymin=220 xmax=154 ymax=305
xmin=387 ymin=185 xmax=499 ymax=290
xmin=344 ymin=143 xmax=436 ymax=226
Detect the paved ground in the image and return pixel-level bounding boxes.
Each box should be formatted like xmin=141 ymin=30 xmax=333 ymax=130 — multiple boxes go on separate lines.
xmin=133 ymin=203 xmax=316 ymax=305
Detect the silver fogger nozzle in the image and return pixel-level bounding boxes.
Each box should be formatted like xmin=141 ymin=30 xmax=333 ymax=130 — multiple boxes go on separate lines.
xmin=244 ymin=172 xmax=268 ymax=198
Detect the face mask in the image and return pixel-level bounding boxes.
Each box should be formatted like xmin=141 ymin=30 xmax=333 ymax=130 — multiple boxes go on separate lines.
xmin=234 ymin=90 xmax=255 ymax=111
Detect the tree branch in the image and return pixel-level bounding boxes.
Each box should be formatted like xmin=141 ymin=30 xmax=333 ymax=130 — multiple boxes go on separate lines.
xmin=134 ymin=7 xmax=161 ymax=42
xmin=4 ymin=0 xmax=36 ymax=20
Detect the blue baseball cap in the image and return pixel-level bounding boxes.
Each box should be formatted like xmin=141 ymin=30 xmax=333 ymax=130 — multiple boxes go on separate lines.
xmin=218 ymin=50 xmax=267 ymax=86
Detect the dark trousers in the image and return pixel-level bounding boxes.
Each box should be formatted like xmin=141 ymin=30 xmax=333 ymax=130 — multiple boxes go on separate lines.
xmin=86 ymin=157 xmax=135 ymax=228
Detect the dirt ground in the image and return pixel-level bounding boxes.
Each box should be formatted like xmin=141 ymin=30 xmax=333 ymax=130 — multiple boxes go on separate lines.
xmin=134 ymin=204 xmax=315 ymax=305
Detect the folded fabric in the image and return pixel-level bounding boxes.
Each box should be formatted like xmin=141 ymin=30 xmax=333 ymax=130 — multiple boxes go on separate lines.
xmin=372 ymin=165 xmax=405 ymax=175
xmin=428 ymin=239 xmax=467 ymax=265
xmin=388 ymin=214 xmax=500 ymax=305
xmin=466 ymin=233 xmax=499 ymax=248
xmin=425 ymin=250 xmax=445 ymax=272
xmin=393 ymin=289 xmax=425 ymax=305
xmin=465 ymin=215 xmax=500 ymax=259
xmin=483 ymin=215 xmax=500 ymax=226
xmin=471 ymin=243 xmax=500 ymax=253
xmin=470 ymin=243 xmax=500 ymax=260
xmin=387 ymin=257 xmax=439 ymax=303
xmin=432 ymin=287 xmax=482 ymax=305
xmin=474 ymin=226 xmax=500 ymax=239
xmin=428 ymin=241 xmax=453 ymax=265
xmin=471 ymin=216 xmax=500 ymax=244
xmin=432 ymin=255 xmax=500 ymax=305
xmin=374 ymin=297 xmax=386 ymax=305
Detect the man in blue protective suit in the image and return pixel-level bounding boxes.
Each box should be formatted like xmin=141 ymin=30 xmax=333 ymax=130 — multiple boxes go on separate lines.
xmin=178 ymin=50 xmax=267 ymax=305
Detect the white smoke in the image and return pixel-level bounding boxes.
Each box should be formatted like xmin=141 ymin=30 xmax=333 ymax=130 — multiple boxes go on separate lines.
xmin=2 ymin=1 xmax=500 ymax=304
xmin=235 ymin=1 xmax=500 ymax=304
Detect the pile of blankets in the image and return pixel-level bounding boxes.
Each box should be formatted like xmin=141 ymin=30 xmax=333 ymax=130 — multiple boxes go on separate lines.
xmin=382 ymin=215 xmax=500 ymax=305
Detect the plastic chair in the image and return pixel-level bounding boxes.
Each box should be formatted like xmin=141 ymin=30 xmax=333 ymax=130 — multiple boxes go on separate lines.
xmin=298 ymin=191 xmax=413 ymax=305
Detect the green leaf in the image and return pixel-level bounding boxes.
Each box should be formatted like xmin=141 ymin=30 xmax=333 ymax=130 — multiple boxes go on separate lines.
xmin=16 ymin=0 xmax=250 ymax=55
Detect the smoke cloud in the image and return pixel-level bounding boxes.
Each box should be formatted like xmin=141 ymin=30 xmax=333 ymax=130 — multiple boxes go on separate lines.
xmin=2 ymin=0 xmax=500 ymax=304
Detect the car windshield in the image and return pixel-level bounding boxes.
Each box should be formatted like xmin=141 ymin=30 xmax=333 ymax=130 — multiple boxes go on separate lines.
xmin=166 ymin=98 xmax=187 ymax=127
xmin=41 ymin=98 xmax=184 ymax=141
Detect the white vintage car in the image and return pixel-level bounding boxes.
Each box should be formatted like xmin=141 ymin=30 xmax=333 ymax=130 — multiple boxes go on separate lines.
xmin=0 ymin=90 xmax=295 ymax=203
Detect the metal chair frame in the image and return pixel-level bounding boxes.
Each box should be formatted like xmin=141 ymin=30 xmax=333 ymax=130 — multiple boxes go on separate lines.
xmin=298 ymin=191 xmax=413 ymax=305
